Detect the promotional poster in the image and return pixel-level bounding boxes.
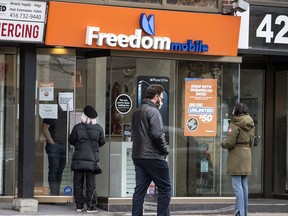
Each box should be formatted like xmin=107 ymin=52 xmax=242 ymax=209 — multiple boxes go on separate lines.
xmin=184 ymin=78 xmax=217 ymax=137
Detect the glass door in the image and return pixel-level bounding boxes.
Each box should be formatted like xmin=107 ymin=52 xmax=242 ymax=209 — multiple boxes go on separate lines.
xmin=34 ymin=50 xmax=110 ymax=202
xmin=0 ymin=52 xmax=17 ymax=197
xmin=35 ymin=51 xmax=76 ymax=202
xmin=75 ymin=56 xmax=109 ymax=198
xmin=107 ymin=57 xmax=176 ymax=198
xmin=274 ymin=66 xmax=288 ymax=195
xmin=240 ymin=68 xmax=263 ymax=194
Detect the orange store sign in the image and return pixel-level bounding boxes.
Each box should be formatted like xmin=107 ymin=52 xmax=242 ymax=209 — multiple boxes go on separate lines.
xmin=45 ymin=2 xmax=241 ymax=56
xmin=184 ymin=79 xmax=217 ymax=137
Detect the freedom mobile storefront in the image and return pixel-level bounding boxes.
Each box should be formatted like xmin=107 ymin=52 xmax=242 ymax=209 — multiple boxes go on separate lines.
xmin=37 ymin=1 xmax=249 ymax=209
xmin=1 ymin=0 xmax=263 ymax=211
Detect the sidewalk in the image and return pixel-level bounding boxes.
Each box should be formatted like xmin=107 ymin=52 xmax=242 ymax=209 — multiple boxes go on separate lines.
xmin=0 ymin=199 xmax=287 ymax=215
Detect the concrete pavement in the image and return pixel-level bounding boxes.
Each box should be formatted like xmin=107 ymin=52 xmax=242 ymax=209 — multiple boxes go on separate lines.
xmin=0 ymin=198 xmax=287 ymax=215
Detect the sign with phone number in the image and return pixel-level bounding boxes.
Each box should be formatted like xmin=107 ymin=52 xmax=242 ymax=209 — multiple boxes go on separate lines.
xmin=0 ymin=0 xmax=46 ymax=22
xmin=250 ymin=5 xmax=288 ymax=51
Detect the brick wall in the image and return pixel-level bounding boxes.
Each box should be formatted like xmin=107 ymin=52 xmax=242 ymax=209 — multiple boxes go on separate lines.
xmin=222 ymin=0 xmax=234 ymax=15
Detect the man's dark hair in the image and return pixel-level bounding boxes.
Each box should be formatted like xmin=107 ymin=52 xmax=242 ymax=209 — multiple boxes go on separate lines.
xmin=145 ymin=84 xmax=164 ymax=99
xmin=233 ymin=102 xmax=249 ymax=116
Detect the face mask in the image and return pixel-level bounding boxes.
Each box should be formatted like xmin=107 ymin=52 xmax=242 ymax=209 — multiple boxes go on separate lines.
xmin=158 ymin=101 xmax=163 ymax=110
xmin=156 ymin=95 xmax=163 ymax=110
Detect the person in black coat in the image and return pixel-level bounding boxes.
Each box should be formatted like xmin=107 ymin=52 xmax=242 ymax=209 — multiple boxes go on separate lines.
xmin=131 ymin=84 xmax=171 ymax=216
xmin=69 ymin=105 xmax=106 ymax=213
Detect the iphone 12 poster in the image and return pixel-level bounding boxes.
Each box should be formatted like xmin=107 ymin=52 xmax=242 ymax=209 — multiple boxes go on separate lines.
xmin=137 ymin=76 xmax=169 ymax=136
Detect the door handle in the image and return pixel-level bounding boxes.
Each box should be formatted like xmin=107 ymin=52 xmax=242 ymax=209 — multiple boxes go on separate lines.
xmin=66 ymin=103 xmax=70 ymax=164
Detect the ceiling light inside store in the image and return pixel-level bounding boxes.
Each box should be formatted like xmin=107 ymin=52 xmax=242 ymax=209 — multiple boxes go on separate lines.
xmin=52 ymin=47 xmax=70 ymax=55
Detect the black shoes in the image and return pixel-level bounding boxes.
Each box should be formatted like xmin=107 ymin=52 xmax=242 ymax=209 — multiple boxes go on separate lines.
xmin=76 ymin=208 xmax=84 ymax=212
xmin=75 ymin=205 xmax=98 ymax=213
xmin=235 ymin=211 xmax=241 ymax=216
xmin=76 ymin=206 xmax=84 ymax=212
xmin=87 ymin=206 xmax=98 ymax=213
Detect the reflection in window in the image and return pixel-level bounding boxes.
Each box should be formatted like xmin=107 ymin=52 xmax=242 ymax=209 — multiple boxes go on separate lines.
xmin=175 ymin=61 xmax=240 ymax=196
xmin=167 ymin=0 xmax=217 ymax=8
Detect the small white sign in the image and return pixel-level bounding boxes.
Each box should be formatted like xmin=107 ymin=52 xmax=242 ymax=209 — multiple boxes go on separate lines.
xmin=223 ymin=118 xmax=230 ymax=132
xmin=58 ymin=92 xmax=73 ymax=111
xmin=39 ymin=82 xmax=54 ymax=101
xmin=0 ymin=0 xmax=47 ymax=22
xmin=115 ymin=94 xmax=132 ymax=115
xmin=39 ymin=104 xmax=58 ymax=119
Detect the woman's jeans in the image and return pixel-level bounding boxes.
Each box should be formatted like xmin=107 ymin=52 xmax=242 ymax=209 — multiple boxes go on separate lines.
xmin=45 ymin=143 xmax=66 ymax=195
xmin=132 ymin=158 xmax=172 ymax=216
xmin=232 ymin=175 xmax=248 ymax=216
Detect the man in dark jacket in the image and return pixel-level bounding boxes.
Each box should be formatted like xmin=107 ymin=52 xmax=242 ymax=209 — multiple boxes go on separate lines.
xmin=131 ymin=84 xmax=171 ymax=216
xmin=69 ymin=105 xmax=106 ymax=213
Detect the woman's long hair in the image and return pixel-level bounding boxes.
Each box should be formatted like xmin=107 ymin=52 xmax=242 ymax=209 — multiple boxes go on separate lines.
xmin=233 ymin=102 xmax=249 ymax=116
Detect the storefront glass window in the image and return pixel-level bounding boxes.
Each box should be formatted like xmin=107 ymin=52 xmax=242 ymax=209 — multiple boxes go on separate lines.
xmin=76 ymin=57 xmax=109 ymax=198
xmin=274 ymin=69 xmax=288 ymax=194
xmin=0 ymin=53 xmax=17 ymax=196
xmin=108 ymin=57 xmax=176 ymax=197
xmin=175 ymin=61 xmax=240 ymax=196
xmin=240 ymin=68 xmax=263 ymax=194
xmin=35 ymin=53 xmax=76 ymax=198
xmin=35 ymin=53 xmax=110 ymax=200
xmin=107 ymin=58 xmax=263 ymax=198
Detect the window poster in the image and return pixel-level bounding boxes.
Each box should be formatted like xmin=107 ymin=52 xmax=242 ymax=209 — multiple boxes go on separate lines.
xmin=137 ymin=76 xmax=169 ymax=129
xmin=184 ymin=78 xmax=217 ymax=137
xmin=39 ymin=104 xmax=58 ymax=119
xmin=39 ymin=82 xmax=54 ymax=101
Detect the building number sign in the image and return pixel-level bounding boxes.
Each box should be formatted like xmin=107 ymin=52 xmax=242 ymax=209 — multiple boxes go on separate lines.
xmin=256 ymin=14 xmax=288 ymax=44
xmin=250 ymin=6 xmax=288 ymax=51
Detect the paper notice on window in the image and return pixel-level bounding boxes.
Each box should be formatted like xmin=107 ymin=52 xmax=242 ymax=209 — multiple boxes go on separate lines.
xmin=58 ymin=92 xmax=74 ymax=111
xmin=39 ymin=82 xmax=54 ymax=101
xmin=39 ymin=104 xmax=58 ymax=119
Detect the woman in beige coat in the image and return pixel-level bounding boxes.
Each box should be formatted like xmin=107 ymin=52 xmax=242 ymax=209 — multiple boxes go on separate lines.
xmin=221 ymin=102 xmax=255 ymax=216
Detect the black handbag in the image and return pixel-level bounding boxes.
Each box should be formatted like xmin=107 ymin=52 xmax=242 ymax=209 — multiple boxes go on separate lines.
xmin=94 ymin=162 xmax=102 ymax=174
